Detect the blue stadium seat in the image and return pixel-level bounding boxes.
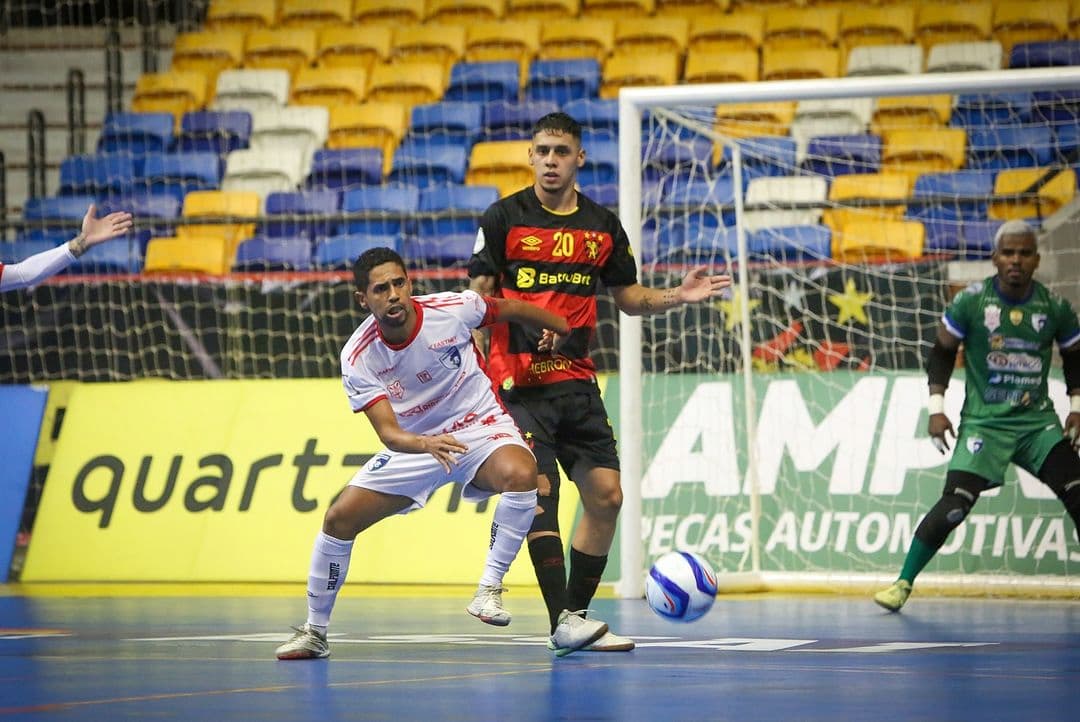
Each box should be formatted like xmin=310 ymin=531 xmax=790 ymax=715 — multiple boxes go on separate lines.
xmin=404 ymin=101 xmax=483 ymax=152
xmin=1032 ymin=89 xmax=1080 ymax=123
xmin=263 ymin=190 xmax=341 ymax=240
xmin=909 ymin=170 xmax=996 ymax=222
xmin=579 ymin=139 xmax=618 ymax=187
xmin=951 ymin=93 xmax=1032 ymax=128
xmin=22 ymin=195 xmax=95 ymax=234
xmin=678 ymin=222 xmax=738 ymax=265
xmin=139 ymin=152 xmax=221 ymax=201
xmin=966 ymin=125 xmax=1054 ymax=170
xmin=649 ymin=175 xmax=736 ymax=226
xmin=97 ymin=112 xmax=174 ymax=154
xmin=1009 ymin=40 xmax=1080 ymax=69
xmin=748 ymin=225 xmax=832 ymax=262
xmin=418 ymin=184 xmax=499 ymax=237
xmin=177 ymin=111 xmax=253 ymax=156
xmin=581 ymin=182 xmax=617 ymax=207
xmin=98 ymin=193 xmax=181 ymax=251
xmin=445 ymin=62 xmax=520 ymax=103
xmin=482 ymin=100 xmax=559 ymax=141
xmin=722 ymin=136 xmax=798 ymax=181
xmin=1055 ymin=123 xmax=1080 ymax=161
xmin=388 ymin=144 xmax=468 ymax=187
xmin=644 ymin=136 xmax=714 ymax=183
xmin=1 ymin=239 xmax=55 ymax=265
xmin=923 ymin=219 xmax=1001 ymax=259
xmin=802 ymin=135 xmax=882 ymax=177
xmin=526 ymin=59 xmax=601 ymax=107
xmin=405 ymin=232 xmax=477 ymax=266
xmin=233 ymin=236 xmax=313 ymax=271
xmin=70 ymin=241 xmax=143 ymax=274
xmin=59 ymin=154 xmax=138 ymax=196
xmin=315 ymin=233 xmax=402 ymax=269
xmin=306 ymin=148 xmax=384 ymax=190
xmin=341 ymin=184 xmax=420 ymax=236
xmin=563 ymin=98 xmax=618 ymax=138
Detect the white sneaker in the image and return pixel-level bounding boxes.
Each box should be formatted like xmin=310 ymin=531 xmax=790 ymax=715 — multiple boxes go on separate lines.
xmin=583 ymin=629 xmax=635 ymax=652
xmin=466 ymin=584 xmax=511 ymax=626
xmin=275 ymin=623 xmax=329 ymax=660
xmin=548 ymin=609 xmax=608 ymax=658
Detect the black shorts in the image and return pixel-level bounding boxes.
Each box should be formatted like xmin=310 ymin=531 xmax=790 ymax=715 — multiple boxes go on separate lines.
xmin=499 ymin=381 xmax=620 ymax=490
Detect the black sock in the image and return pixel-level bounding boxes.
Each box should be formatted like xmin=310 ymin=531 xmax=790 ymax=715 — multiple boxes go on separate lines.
xmin=528 ymin=535 xmax=568 ymax=634
xmin=566 ymin=547 xmax=607 ymax=613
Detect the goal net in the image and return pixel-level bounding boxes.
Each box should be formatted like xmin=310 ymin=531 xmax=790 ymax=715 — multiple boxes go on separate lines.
xmin=616 ymin=67 xmax=1080 ymax=599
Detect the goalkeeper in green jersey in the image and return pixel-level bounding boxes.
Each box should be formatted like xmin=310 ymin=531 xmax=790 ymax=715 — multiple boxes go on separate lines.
xmin=875 ymin=220 xmax=1080 ymax=612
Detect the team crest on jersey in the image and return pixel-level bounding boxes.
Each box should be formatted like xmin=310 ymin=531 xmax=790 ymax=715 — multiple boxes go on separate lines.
xmin=439 ymin=346 xmax=462 ymax=369
xmin=1031 ymin=313 xmax=1047 ymax=331
xmin=367 ymin=453 xmax=392 ymax=472
xmin=387 ymin=380 xmax=405 ymax=400
xmin=983 ymin=304 xmax=1001 ymax=332
xmin=966 ymin=436 xmax=984 ymax=454
xmin=1009 ymin=309 xmax=1023 ymax=326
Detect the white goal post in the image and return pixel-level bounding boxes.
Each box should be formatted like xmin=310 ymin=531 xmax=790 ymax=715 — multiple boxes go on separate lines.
xmin=616 ymin=66 xmax=1080 ymax=600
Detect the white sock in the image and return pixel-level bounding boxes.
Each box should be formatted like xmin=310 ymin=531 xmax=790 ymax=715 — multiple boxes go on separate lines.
xmin=306 ymin=531 xmax=354 ymax=630
xmin=478 ymin=489 xmax=537 ymax=588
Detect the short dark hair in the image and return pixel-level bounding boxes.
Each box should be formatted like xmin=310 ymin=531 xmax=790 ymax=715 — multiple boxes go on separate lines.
xmin=532 ymin=112 xmax=582 ymax=143
xmin=353 ymin=247 xmax=407 ymax=290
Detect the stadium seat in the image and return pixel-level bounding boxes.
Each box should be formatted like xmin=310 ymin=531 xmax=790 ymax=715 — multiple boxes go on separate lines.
xmin=526 ymin=59 xmax=600 ymax=105
xmin=132 ymin=71 xmax=207 ymax=122
xmin=581 ymin=182 xmax=617 ymax=206
xmin=327 ymin=102 xmax=408 ymax=174
xmin=250 ymin=106 xmax=330 ymax=161
xmin=580 ymin=0 xmax=652 ymax=19
xmin=922 ymin=218 xmax=1000 ymax=258
xmin=926 ymin=41 xmax=1003 ymax=72
xmin=233 ymin=236 xmax=313 ymax=271
xmin=563 ymin=98 xmax=618 ymax=138
xmin=688 ymin=11 xmax=764 ymax=53
xmin=846 ymin=44 xmax=922 ymax=76
xmin=417 ymin=184 xmax=500 ymax=236
xmin=316 ymin=26 xmax=393 ymax=73
xmin=483 ymin=99 xmax=558 ymax=141
xmin=715 ymin=101 xmax=795 ymax=140
xmin=22 ymin=195 xmax=95 ymax=234
xmin=882 ymin=128 xmax=967 ymax=182
xmin=465 ymin=140 xmax=533 ymax=197
xmin=661 ymin=221 xmax=736 ymax=265
xmin=539 ymin=19 xmax=615 ymax=62
xmin=915 ymin=2 xmax=993 ymax=49
xmin=405 ymin=101 xmax=483 ymax=151
xmin=139 ymin=151 xmax=221 ymax=202
xmin=98 ymin=112 xmax=174 ymax=154
xmin=178 ymin=190 xmax=260 ymax=251
xmin=341 ymin=184 xmax=421 ymax=237
xmin=684 ymin=48 xmax=759 ymax=83
xmin=801 ymin=134 xmax=882 ymax=177
xmin=406 ymin=232 xmax=481 ymax=266
xmin=391 ymin=24 xmax=467 ymax=71
xmin=600 ymin=52 xmax=680 ymax=99
xmin=177 ymin=110 xmax=253 ymax=156
xmin=1032 ymin=88 xmax=1080 ymax=123
xmin=1072 ymin=0 xmax=1080 ymax=39
xmin=762 ymin=47 xmax=840 ymax=80
xmin=59 ymin=154 xmax=137 ymax=196
xmin=1009 ymin=39 xmax=1080 ymax=68
xmin=580 ymin=139 xmax=619 ymax=186
xmin=306 ymin=148 xmax=384 ymax=190
xmin=1 ymin=240 xmax=57 ymax=267
xmin=966 ymin=125 xmax=1054 ymax=170
xmin=643 ymin=136 xmax=713 ymax=185
xmin=834 ymin=219 xmax=924 ymax=262
xmin=951 ymin=92 xmax=1032 ymax=127
xmin=649 ymin=175 xmax=734 ymax=230
xmin=655 ymin=0 xmax=729 ymax=18
xmin=352 ymin=0 xmax=426 ymax=25
xmin=909 ymin=169 xmax=996 ymax=222
xmin=426 ymin=0 xmax=505 ymax=24
xmin=279 ymin=0 xmax=352 ymax=28
xmin=205 ymin=0 xmax=276 ymax=31
xmin=992 ymin=1 xmax=1069 ymax=54
xmin=222 ymin=147 xmax=307 ymax=196
xmin=743 ymin=176 xmax=829 ymax=231
xmin=389 ymin=144 xmax=469 ymax=187
xmin=366 ymin=62 xmax=446 ymax=107
xmin=445 ymin=62 xmax=519 ymax=103
xmin=212 ymin=70 xmax=290 ymax=112
xmin=614 ymin=17 xmax=689 ymax=56
xmin=718 ymin=136 xmax=796 ymax=180
xmin=506 ymin=0 xmax=580 ymax=22
xmin=316 ymin=233 xmax=402 ymax=268
xmin=144 ymin=236 xmax=232 ymax=275
xmin=789 ymin=98 xmax=873 ymax=157
xmin=243 ymin=29 xmax=318 ymax=76
xmin=839 ymin=5 xmax=916 ymax=51
xmin=822 ymin=172 xmax=910 ymax=232
xmin=748 ymin=224 xmax=832 ymax=262
xmin=98 ymin=193 xmax=181 ymax=250
xmin=1054 ymin=122 xmax=1080 ymax=161
xmin=989 ymin=167 xmax=1076 ymax=220
xmin=290 ymin=67 xmax=367 ymax=107
xmin=466 ymin=20 xmax=542 ymax=72
xmin=763 ymin=7 xmax=839 ymax=51
xmin=871 ymin=95 xmax=952 ymax=133
xmin=69 ymin=239 xmax=143 ymax=275
xmin=171 ymin=31 xmax=245 ymax=97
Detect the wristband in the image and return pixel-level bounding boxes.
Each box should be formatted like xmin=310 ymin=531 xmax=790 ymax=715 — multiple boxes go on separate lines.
xmin=928 ymin=394 xmax=945 ymax=415
xmin=1072 ymin=395 xmax=1080 ymax=413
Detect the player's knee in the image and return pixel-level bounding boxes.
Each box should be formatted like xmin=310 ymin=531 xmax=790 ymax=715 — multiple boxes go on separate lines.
xmin=583 ymin=482 xmax=622 ymax=520
xmin=500 ymin=463 xmax=538 ymax=493
xmin=322 ymin=504 xmax=358 ymax=539
xmin=943 ymin=487 xmax=976 ymax=526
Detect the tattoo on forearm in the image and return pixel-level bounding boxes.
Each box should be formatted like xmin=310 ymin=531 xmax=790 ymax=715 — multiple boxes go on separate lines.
xmin=69 ymin=233 xmax=88 ymax=258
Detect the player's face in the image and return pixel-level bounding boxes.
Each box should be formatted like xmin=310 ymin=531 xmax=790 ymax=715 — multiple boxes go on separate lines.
xmin=992 ymin=233 xmax=1039 ymax=292
xmin=529 ymin=130 xmax=585 ymax=194
xmin=356 ymin=262 xmax=414 ymax=332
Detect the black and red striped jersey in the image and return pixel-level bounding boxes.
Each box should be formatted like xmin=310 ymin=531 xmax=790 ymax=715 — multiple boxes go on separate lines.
xmin=468 ymin=186 xmax=638 ymax=391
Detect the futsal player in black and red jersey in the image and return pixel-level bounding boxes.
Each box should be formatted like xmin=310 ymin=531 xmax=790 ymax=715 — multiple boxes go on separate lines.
xmin=468 ymin=112 xmax=731 ymax=655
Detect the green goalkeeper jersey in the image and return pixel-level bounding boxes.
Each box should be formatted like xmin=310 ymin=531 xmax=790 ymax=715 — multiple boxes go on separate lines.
xmin=943 ymin=276 xmax=1080 ymax=424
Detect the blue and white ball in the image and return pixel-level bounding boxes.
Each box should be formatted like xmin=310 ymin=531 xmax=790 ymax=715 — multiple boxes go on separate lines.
xmin=645 ymin=551 xmax=718 ymax=622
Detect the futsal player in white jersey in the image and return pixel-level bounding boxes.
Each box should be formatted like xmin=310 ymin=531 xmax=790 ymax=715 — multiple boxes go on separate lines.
xmin=276 ymin=247 xmax=608 ymax=660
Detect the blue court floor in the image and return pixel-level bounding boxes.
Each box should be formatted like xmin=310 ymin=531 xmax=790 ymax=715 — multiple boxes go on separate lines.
xmin=1 ymin=587 xmax=1079 ymax=721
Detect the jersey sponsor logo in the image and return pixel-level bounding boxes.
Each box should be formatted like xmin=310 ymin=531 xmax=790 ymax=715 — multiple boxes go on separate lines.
xmin=439 ymin=346 xmax=462 ymax=369
xmin=529 ymin=357 xmax=573 ymax=376
xmin=986 ymin=351 xmax=1042 ymax=372
xmin=983 ymin=388 xmax=1035 ymax=405
xmin=487 ymin=432 xmax=513 ymax=442
xmin=987 ymin=372 xmax=1041 ymax=387
xmin=401 ymin=396 xmax=444 ymax=417
xmin=538 ymin=270 xmax=593 ymax=286
xmin=1032 ymin=313 xmax=1047 ymax=332
xmin=367 ymin=453 xmax=392 ymax=471
xmin=516 ymin=267 xmax=536 ymax=288
xmin=992 ymin=336 xmax=1039 ymax=351
xmin=374 ymin=364 xmax=398 ymax=378
xmin=984 ymin=304 xmax=1001 ymax=332
xmin=387 ymin=380 xmax=405 ymax=400
xmin=429 ymin=336 xmax=457 ymax=350
xmin=416 ymin=370 xmax=432 ymax=383
xmin=519 ymin=235 xmax=542 ymax=252
xmin=1009 ymin=309 xmax=1023 ymax=326
xmin=989 ymin=334 xmax=1004 ymax=350
xmin=966 ymin=436 xmax=984 ymax=454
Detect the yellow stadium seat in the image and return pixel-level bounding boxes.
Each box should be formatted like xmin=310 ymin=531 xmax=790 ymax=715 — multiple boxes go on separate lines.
xmin=989 ymin=168 xmax=1077 ymax=220
xmin=881 ymin=128 xmax=966 ymax=182
xmin=539 ymin=19 xmax=615 ymax=62
xmin=689 ymin=11 xmax=764 ymax=53
xmin=762 ymin=46 xmax=840 ymax=80
xmin=172 ymin=31 xmax=245 ymax=98
xmin=872 ymin=95 xmax=952 ymax=133
xmin=243 ymin=29 xmax=318 ymax=76
xmin=1072 ymin=0 xmax=1080 ymax=39
xmin=366 ymin=62 xmax=445 ymax=107
xmin=600 ymin=52 xmax=680 ymax=99
xmin=581 ymin=0 xmax=654 ymax=19
xmin=290 ymin=66 xmax=367 ymax=106
xmin=144 ymin=237 xmax=232 ymax=276
xmin=466 ymin=140 xmax=533 ymax=198
xmin=352 ymin=0 xmax=425 ymax=24
xmin=763 ymin=7 xmax=840 ymax=51
xmin=328 ymin=102 xmax=408 ymax=175
xmin=823 ymin=172 xmax=910 ymax=234
xmin=992 ymin=1 xmax=1069 ymax=54
xmin=915 ymin=2 xmax=993 ymax=49
xmin=317 ymin=27 xmax=392 ymax=73
xmin=179 ymin=191 xmax=260 ymax=252
xmin=466 ymin=20 xmax=541 ymax=74
xmin=426 ymin=0 xmax=505 ymax=24
xmin=715 ymin=101 xmax=795 ymax=139
xmin=506 ymin=0 xmax=580 ymax=21
xmin=132 ymin=71 xmax=207 ymax=122
xmin=615 ymin=17 xmax=689 ymax=56
xmin=655 ymin=0 xmax=730 ymax=19
xmin=839 ymin=5 xmax=916 ymax=51
xmin=279 ymin=0 xmax=351 ymax=28
xmin=205 ymin=0 xmax=276 ymax=31
xmin=834 ymin=220 xmax=924 ymax=262
xmin=391 ymin=25 xmax=467 ymax=73
xmin=684 ymin=48 xmax=758 ymax=83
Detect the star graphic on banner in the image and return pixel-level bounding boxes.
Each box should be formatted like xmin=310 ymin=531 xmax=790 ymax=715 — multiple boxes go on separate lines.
xmin=781 ymin=281 xmax=807 ymax=312
xmin=716 ymin=294 xmax=762 ymax=332
xmin=828 ymin=277 xmax=873 ymax=326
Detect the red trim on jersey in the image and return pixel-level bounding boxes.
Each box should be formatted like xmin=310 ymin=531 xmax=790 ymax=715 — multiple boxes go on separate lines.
xmin=379 ymin=299 xmax=424 ymax=351
xmin=347 ymin=326 xmax=379 ymax=365
xmin=418 ymin=297 xmax=465 ymax=309
xmin=480 ymin=295 xmax=499 ymax=327
xmin=357 ymin=395 xmax=388 ymax=413
xmin=0 ymin=262 xmax=5 ymax=285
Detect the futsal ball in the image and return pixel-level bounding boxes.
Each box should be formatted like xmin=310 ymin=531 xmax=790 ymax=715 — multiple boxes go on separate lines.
xmin=645 ymin=551 xmax=718 ymax=623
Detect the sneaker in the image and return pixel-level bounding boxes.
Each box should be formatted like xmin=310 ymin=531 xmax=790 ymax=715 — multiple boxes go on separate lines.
xmin=466 ymin=584 xmax=511 ymax=626
xmin=873 ymin=580 xmax=913 ymax=612
xmin=548 ymin=609 xmax=608 ymax=658
xmin=275 ymin=623 xmax=329 ymax=660
xmin=583 ymin=629 xmax=635 ymax=652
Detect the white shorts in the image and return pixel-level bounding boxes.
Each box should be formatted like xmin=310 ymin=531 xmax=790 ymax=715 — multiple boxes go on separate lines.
xmin=347 ymin=413 xmax=533 ymax=514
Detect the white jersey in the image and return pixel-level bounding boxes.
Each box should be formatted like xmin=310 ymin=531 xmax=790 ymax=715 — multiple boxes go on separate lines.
xmin=341 ymin=290 xmax=503 ymax=435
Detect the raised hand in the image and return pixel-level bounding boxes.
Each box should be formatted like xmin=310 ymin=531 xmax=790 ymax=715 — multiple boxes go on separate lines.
xmin=81 ymin=204 xmax=134 ymax=246
xmin=677 ymin=265 xmax=732 ymax=303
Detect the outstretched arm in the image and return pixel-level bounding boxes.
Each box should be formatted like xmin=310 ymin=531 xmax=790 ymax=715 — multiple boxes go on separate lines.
xmin=609 ymin=266 xmax=732 ymax=316
xmin=488 ymin=296 xmax=569 ymax=336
